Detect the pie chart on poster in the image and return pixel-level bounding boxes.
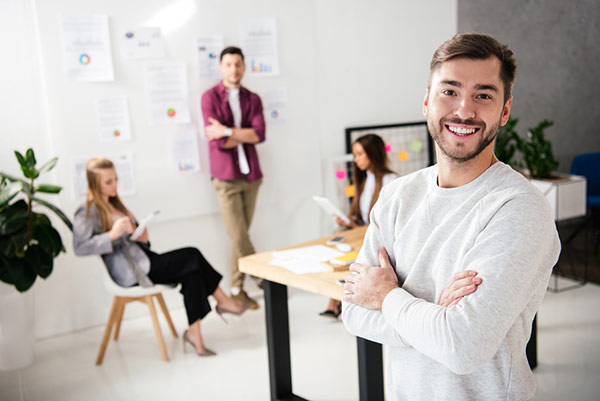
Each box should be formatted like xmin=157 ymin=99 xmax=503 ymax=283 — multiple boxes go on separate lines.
xmin=79 ymin=54 xmax=91 ymax=65
xmin=167 ymin=108 xmax=176 ymax=117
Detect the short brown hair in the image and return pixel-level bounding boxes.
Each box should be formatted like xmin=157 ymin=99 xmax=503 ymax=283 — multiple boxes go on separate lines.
xmin=428 ymin=33 xmax=517 ymax=103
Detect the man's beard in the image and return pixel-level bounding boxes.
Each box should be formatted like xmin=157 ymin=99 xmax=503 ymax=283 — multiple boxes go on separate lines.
xmin=428 ymin=116 xmax=501 ymax=163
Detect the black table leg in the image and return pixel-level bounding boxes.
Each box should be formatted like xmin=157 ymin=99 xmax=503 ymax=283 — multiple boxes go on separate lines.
xmin=264 ymin=280 xmax=308 ymax=401
xmin=526 ymin=315 xmax=537 ymax=369
xmin=357 ymin=337 xmax=384 ymax=401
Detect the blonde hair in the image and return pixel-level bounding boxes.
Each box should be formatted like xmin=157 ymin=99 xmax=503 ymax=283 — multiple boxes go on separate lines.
xmin=85 ymin=157 xmax=132 ymax=232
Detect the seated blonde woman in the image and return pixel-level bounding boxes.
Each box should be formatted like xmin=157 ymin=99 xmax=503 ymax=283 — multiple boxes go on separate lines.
xmin=73 ymin=157 xmax=247 ymax=356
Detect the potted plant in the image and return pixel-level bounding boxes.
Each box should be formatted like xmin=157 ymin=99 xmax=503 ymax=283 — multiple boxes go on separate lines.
xmin=505 ymin=120 xmax=585 ymax=221
xmin=0 ymin=148 xmax=72 ymax=370
xmin=494 ymin=116 xmax=520 ymax=167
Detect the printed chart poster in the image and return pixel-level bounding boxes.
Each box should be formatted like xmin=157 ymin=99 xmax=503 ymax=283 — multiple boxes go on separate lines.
xmin=196 ymin=36 xmax=223 ymax=79
xmin=60 ymin=15 xmax=114 ymax=81
xmin=240 ymin=18 xmax=280 ymax=77
xmin=121 ymin=27 xmax=165 ymax=59
xmin=72 ymin=152 xmax=136 ymax=199
xmin=170 ymin=129 xmax=201 ymax=173
xmin=263 ymin=88 xmax=287 ymax=124
xmin=96 ymin=97 xmax=132 ymax=142
xmin=144 ymin=61 xmax=191 ymax=125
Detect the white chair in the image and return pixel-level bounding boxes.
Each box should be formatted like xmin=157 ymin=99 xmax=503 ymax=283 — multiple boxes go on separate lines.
xmin=96 ymin=269 xmax=179 ymax=365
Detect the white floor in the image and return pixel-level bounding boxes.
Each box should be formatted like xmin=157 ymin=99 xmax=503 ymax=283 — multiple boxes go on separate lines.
xmin=1 ymin=278 xmax=599 ymax=401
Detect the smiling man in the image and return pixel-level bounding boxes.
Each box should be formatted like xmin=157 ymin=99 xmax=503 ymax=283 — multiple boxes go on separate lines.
xmin=342 ymin=33 xmax=560 ymax=400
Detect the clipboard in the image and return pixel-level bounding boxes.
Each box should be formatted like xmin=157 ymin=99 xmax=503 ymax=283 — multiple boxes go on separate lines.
xmin=312 ymin=195 xmax=351 ymax=224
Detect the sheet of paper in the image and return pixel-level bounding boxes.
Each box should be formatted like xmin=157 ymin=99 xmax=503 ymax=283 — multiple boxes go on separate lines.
xmin=130 ymin=210 xmax=160 ymax=240
xmin=96 ymin=97 xmax=132 ymax=142
xmin=144 ymin=61 xmax=191 ymax=125
xmin=240 ymin=17 xmax=280 ymax=76
xmin=170 ymin=129 xmax=201 ymax=173
xmin=262 ymin=87 xmax=287 ymax=124
xmin=196 ymin=36 xmax=223 ymax=79
xmin=269 ymin=258 xmax=328 ymax=275
xmin=60 ymin=15 xmax=114 ymax=81
xmin=121 ymin=27 xmax=165 ymax=59
xmin=272 ymin=245 xmax=344 ymax=262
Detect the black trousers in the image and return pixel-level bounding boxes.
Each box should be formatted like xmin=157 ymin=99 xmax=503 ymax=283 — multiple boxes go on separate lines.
xmin=144 ymin=247 xmax=222 ymax=325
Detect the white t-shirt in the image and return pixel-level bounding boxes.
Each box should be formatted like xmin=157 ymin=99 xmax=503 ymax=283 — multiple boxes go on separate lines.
xmin=343 ymin=162 xmax=560 ymax=401
xmin=359 ymin=171 xmax=397 ymax=224
xmin=228 ymin=88 xmax=250 ymax=175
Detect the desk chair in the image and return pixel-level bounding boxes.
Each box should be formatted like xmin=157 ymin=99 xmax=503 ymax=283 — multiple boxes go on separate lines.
xmin=96 ymin=269 xmax=179 ymax=365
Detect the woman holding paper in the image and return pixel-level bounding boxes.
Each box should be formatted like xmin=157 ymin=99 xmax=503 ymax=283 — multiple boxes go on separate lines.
xmin=322 ymin=135 xmax=481 ymax=317
xmin=73 ymin=157 xmax=247 ymax=357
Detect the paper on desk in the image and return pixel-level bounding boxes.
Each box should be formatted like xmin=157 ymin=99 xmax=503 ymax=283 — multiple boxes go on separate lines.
xmin=270 ymin=245 xmax=344 ymax=274
xmin=130 ymin=210 xmax=160 ymax=240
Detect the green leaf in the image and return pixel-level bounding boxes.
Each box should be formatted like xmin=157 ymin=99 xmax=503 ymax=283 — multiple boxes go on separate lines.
xmin=0 ymin=172 xmax=31 ymax=189
xmin=31 ymin=197 xmax=72 ymax=231
xmin=33 ymin=220 xmax=63 ymax=257
xmin=0 ymin=208 xmax=29 ymax=236
xmin=25 ymin=244 xmax=53 ymax=279
xmin=25 ymin=148 xmax=36 ymax=166
xmin=0 ymin=254 xmax=13 ymax=285
xmin=0 ymin=181 xmax=23 ymax=209
xmin=15 ymin=151 xmax=26 ymax=168
xmin=35 ymin=184 xmax=62 ymax=194
xmin=38 ymin=157 xmax=58 ymax=173
xmin=4 ymin=255 xmax=36 ymax=292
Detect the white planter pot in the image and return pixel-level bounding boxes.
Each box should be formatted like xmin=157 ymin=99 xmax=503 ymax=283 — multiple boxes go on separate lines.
xmin=529 ymin=173 xmax=587 ymax=221
xmin=0 ymin=281 xmax=34 ymax=370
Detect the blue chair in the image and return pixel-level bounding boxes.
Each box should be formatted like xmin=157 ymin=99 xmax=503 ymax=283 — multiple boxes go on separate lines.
xmin=570 ymin=152 xmax=600 ymax=211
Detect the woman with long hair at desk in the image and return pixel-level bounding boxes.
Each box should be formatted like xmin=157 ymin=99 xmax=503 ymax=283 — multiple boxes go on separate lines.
xmin=321 ymin=134 xmax=397 ymax=318
xmin=73 ymin=157 xmax=247 ymax=356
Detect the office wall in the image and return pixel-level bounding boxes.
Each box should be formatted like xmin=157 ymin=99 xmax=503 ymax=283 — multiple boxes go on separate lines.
xmin=458 ymin=0 xmax=600 ymax=172
xmin=1 ymin=0 xmax=456 ymax=338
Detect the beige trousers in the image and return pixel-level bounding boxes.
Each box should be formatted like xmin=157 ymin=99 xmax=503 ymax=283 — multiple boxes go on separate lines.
xmin=212 ymin=178 xmax=262 ymax=289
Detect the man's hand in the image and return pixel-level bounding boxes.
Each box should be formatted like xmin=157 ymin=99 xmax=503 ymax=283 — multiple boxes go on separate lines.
xmin=438 ymin=270 xmax=482 ymax=307
xmin=205 ymin=117 xmax=228 ymax=141
xmin=342 ymin=247 xmax=399 ymax=310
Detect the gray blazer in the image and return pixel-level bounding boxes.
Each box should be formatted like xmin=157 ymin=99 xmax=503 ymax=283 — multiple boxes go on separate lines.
xmin=73 ymin=203 xmax=151 ymax=287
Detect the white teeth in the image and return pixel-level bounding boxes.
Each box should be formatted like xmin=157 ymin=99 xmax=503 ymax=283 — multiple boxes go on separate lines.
xmin=448 ymin=126 xmax=476 ymax=135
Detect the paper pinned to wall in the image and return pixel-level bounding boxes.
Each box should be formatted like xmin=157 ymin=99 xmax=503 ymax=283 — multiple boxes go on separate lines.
xmin=121 ymin=27 xmax=165 ymax=59
xmin=196 ymin=36 xmax=223 ymax=79
xmin=96 ymin=96 xmax=132 ymax=142
xmin=240 ymin=17 xmax=280 ymax=76
xmin=72 ymin=152 xmax=136 ymax=200
xmin=144 ymin=61 xmax=191 ymax=125
xmin=170 ymin=129 xmax=201 ymax=173
xmin=60 ymin=15 xmax=114 ymax=81
xmin=262 ymin=87 xmax=287 ymax=124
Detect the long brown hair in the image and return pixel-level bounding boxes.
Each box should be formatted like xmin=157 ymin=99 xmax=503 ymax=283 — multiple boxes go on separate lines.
xmin=349 ymin=134 xmax=395 ymax=223
xmin=85 ymin=157 xmax=132 ymax=232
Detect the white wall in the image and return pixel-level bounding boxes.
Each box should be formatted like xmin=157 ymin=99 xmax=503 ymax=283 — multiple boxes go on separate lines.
xmin=0 ymin=0 xmax=456 ymax=338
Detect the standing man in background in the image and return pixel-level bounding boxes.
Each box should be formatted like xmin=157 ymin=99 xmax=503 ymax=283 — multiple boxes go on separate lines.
xmin=201 ymin=46 xmax=266 ymax=310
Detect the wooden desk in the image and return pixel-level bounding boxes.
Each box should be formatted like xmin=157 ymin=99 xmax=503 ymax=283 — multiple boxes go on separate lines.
xmin=240 ymin=226 xmax=538 ymax=400
xmin=239 ymin=226 xmax=384 ymax=401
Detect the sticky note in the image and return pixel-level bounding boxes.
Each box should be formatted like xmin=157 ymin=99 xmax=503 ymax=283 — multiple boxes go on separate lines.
xmin=385 ymin=144 xmax=392 ymax=153
xmin=345 ymin=185 xmax=356 ymax=197
xmin=335 ymin=170 xmax=346 ymax=180
xmin=398 ymin=151 xmax=408 ymax=162
xmin=411 ymin=139 xmax=423 ymax=153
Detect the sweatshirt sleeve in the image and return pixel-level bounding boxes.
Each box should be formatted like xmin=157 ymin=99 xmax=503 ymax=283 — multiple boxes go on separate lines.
xmin=380 ymin=193 xmax=560 ymax=374
xmin=72 ymin=205 xmax=113 ymax=257
xmin=341 ymin=186 xmax=411 ymax=348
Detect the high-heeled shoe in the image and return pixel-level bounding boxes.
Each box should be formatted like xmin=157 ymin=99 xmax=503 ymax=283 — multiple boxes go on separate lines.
xmin=183 ymin=330 xmax=216 ymax=357
xmin=215 ymin=302 xmax=250 ymax=323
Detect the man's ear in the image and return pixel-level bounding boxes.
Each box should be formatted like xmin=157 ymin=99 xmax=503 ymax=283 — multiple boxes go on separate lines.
xmin=500 ymin=96 xmax=513 ymax=126
xmin=422 ymin=90 xmax=430 ymax=117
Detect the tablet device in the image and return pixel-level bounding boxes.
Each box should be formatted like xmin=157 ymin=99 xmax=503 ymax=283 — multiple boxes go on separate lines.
xmin=130 ymin=210 xmax=160 ymax=240
xmin=312 ymin=195 xmax=351 ymax=224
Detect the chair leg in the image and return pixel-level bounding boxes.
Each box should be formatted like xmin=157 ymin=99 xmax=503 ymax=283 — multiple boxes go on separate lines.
xmin=144 ymin=295 xmax=169 ymax=361
xmin=155 ymin=293 xmax=178 ymax=338
xmin=112 ymin=298 xmax=127 ymax=341
xmin=96 ymin=296 xmax=121 ymax=365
